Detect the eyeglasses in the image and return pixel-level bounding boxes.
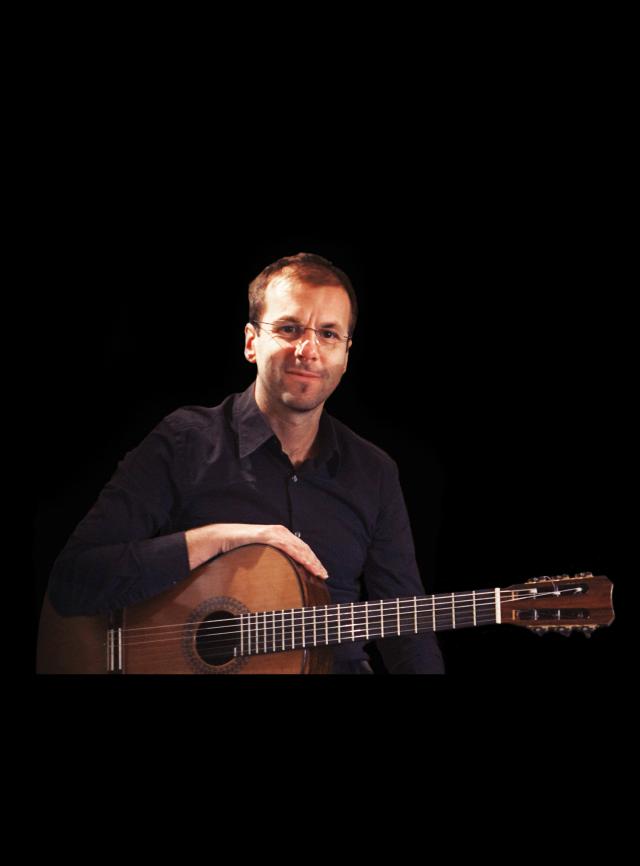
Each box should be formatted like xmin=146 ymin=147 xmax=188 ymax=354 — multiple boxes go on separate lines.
xmin=251 ymin=320 xmax=352 ymax=350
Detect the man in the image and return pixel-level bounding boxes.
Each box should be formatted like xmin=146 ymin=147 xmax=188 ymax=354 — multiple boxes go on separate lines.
xmin=47 ymin=252 xmax=445 ymax=674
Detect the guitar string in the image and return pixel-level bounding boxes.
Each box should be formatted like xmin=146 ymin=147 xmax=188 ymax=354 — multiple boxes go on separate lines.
xmin=116 ymin=610 xmax=504 ymax=661
xmin=121 ymin=593 xmax=539 ymax=645
xmin=123 ymin=612 xmax=497 ymax=649
xmin=122 ymin=587 xmax=571 ymax=636
xmin=119 ymin=587 xmax=581 ymax=651
xmin=121 ymin=587 xmax=581 ymax=645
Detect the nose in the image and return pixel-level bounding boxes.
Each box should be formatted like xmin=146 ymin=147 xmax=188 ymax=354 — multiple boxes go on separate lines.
xmin=294 ymin=334 xmax=319 ymax=359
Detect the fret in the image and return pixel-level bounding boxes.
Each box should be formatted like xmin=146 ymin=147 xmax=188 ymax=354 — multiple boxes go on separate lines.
xmin=495 ymin=588 xmax=501 ymax=624
xmin=472 ymin=591 xmax=477 ymax=626
xmin=396 ymin=598 xmax=400 ymax=635
xmin=413 ymin=596 xmax=417 ymax=633
xmin=432 ymin=595 xmax=436 ymax=631
xmin=325 ymin=605 xmax=329 ymax=645
xmin=290 ymin=608 xmax=295 ymax=649
xmin=263 ymin=611 xmax=267 ymax=654
xmin=281 ymin=610 xmax=285 ymax=651
xmin=255 ymin=611 xmax=259 ymax=652
xmin=365 ymin=603 xmax=369 ymax=640
xmin=313 ymin=606 xmax=317 ymax=646
xmin=272 ymin=611 xmax=276 ymax=652
xmin=380 ymin=599 xmax=384 ymax=637
xmin=452 ymin=592 xmax=456 ymax=629
xmin=337 ymin=604 xmax=341 ymax=643
xmin=351 ymin=602 xmax=355 ymax=641
xmin=241 ymin=614 xmax=245 ymax=656
xmin=302 ymin=607 xmax=306 ymax=648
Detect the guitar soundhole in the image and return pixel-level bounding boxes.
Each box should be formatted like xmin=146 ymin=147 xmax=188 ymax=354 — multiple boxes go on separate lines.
xmin=195 ymin=611 xmax=238 ymax=667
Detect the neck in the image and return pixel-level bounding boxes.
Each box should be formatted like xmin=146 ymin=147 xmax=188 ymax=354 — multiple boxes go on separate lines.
xmin=254 ymin=379 xmax=322 ymax=467
xmin=233 ymin=587 xmax=505 ymax=658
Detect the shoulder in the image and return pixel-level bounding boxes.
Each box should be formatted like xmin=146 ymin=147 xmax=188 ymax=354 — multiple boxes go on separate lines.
xmin=328 ymin=414 xmax=399 ymax=476
xmin=153 ymin=393 xmax=236 ymax=437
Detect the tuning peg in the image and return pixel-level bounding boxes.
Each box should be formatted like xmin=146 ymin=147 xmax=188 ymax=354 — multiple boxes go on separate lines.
xmin=581 ymin=628 xmax=593 ymax=639
xmin=558 ymin=628 xmax=572 ymax=637
xmin=532 ymin=627 xmax=546 ymax=636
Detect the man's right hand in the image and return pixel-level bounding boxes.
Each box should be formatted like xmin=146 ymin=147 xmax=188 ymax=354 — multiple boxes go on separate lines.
xmin=184 ymin=522 xmax=329 ymax=579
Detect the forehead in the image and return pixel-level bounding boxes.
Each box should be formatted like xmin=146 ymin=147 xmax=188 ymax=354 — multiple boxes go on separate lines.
xmin=263 ymin=275 xmax=351 ymax=326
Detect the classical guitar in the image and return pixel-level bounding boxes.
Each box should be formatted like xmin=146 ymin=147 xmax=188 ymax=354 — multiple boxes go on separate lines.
xmin=36 ymin=543 xmax=615 ymax=674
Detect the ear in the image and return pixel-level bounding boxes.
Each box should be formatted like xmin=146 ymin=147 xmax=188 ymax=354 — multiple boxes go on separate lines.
xmin=244 ymin=322 xmax=258 ymax=364
xmin=342 ymin=339 xmax=352 ymax=373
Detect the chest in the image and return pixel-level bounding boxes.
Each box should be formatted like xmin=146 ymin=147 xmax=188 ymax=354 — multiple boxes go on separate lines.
xmin=177 ymin=453 xmax=379 ymax=596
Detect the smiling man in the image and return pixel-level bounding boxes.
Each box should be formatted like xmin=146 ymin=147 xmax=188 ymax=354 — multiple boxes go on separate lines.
xmin=245 ymin=270 xmax=353 ymax=467
xmin=46 ymin=253 xmax=445 ymax=674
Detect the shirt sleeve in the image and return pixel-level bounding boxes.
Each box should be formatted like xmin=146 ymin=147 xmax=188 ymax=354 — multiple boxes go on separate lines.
xmin=362 ymin=457 xmax=445 ymax=674
xmin=47 ymin=415 xmax=192 ymax=616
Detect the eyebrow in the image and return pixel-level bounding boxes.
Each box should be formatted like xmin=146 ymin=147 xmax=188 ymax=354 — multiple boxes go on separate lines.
xmin=273 ymin=315 xmax=344 ymax=330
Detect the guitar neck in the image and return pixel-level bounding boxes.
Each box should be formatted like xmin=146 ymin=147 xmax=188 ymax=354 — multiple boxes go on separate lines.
xmin=238 ymin=589 xmax=501 ymax=655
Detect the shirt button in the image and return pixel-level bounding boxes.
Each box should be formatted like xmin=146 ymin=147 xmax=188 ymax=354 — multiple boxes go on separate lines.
xmin=292 ymin=475 xmax=298 ymax=482
xmin=295 ymin=531 xmax=302 ymax=538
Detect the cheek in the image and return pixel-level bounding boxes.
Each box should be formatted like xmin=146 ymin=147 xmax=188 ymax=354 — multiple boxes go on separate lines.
xmin=260 ymin=345 xmax=290 ymax=374
xmin=330 ymin=360 xmax=347 ymax=380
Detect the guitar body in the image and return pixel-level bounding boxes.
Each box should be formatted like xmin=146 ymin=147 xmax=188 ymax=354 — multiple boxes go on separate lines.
xmin=37 ymin=544 xmax=334 ymax=675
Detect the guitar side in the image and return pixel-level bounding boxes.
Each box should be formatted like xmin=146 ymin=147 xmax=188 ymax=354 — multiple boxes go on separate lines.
xmin=36 ymin=595 xmax=111 ymax=674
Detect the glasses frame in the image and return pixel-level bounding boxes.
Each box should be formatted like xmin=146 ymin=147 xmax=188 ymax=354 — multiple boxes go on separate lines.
xmin=251 ymin=320 xmax=352 ymax=348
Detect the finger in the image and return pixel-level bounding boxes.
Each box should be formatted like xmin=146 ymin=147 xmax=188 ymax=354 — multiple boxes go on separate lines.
xmin=304 ymin=555 xmax=329 ymax=580
xmin=289 ymin=546 xmax=328 ymax=580
xmin=296 ymin=544 xmax=328 ymax=579
xmin=274 ymin=529 xmax=329 ymax=579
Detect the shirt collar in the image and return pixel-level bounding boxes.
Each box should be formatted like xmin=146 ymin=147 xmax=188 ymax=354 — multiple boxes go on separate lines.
xmin=233 ymin=380 xmax=341 ymax=472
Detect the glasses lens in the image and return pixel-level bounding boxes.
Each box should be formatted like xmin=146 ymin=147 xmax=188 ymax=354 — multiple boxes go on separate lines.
xmin=273 ymin=324 xmax=305 ymax=341
xmin=268 ymin=323 xmax=343 ymax=348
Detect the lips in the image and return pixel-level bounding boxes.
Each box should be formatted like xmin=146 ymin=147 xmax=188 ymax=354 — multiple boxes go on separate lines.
xmin=286 ymin=370 xmax=322 ymax=379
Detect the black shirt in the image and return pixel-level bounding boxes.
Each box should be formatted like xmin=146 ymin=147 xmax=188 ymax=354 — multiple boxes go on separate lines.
xmin=49 ymin=381 xmax=445 ymax=673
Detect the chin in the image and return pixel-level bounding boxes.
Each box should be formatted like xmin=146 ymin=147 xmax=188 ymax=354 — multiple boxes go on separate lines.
xmin=281 ymin=391 xmax=324 ymax=412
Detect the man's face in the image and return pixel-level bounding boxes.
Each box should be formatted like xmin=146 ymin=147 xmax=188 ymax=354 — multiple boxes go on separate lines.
xmin=244 ymin=275 xmax=353 ymax=414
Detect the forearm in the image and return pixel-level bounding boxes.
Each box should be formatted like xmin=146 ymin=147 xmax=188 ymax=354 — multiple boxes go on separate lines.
xmin=49 ymin=522 xmax=246 ymax=616
xmin=185 ymin=523 xmax=329 ymax=577
xmin=49 ymin=517 xmax=327 ymax=617
xmin=48 ymin=531 xmax=191 ymax=616
xmin=184 ymin=523 xmax=251 ymax=570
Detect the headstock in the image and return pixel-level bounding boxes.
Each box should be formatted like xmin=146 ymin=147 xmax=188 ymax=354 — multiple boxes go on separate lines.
xmin=500 ymin=572 xmax=614 ymax=636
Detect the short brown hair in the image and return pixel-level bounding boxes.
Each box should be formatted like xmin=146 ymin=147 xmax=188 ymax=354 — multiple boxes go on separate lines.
xmin=248 ymin=252 xmax=358 ymax=337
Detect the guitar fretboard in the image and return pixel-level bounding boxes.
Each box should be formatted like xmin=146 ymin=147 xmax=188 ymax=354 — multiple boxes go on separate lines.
xmin=234 ymin=589 xmax=505 ymax=657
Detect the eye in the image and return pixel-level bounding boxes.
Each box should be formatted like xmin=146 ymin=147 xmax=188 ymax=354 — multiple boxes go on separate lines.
xmin=278 ymin=324 xmax=302 ymax=336
xmin=321 ymin=330 xmax=339 ymax=340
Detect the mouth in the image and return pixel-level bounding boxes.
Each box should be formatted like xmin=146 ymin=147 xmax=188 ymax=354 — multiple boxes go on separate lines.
xmin=286 ymin=370 xmax=322 ymax=380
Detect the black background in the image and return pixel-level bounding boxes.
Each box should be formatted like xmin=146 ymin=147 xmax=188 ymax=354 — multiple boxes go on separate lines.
xmin=31 ymin=88 xmax=632 ymax=678
xmin=32 ymin=216 xmax=630 ymax=677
